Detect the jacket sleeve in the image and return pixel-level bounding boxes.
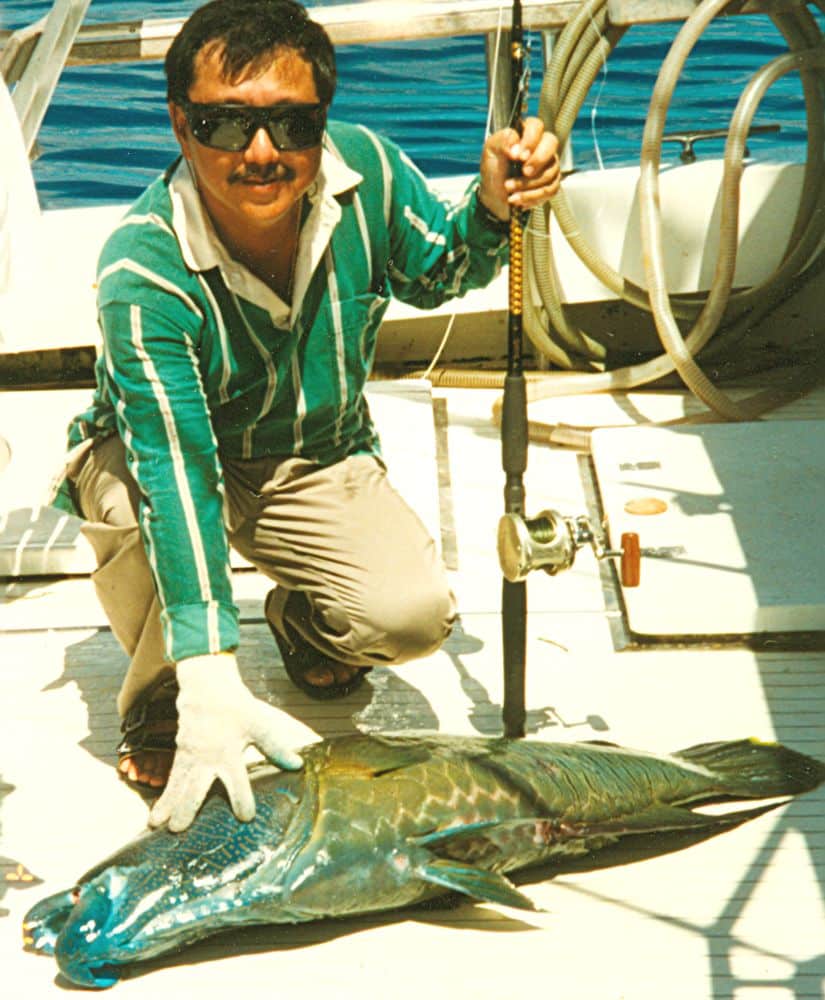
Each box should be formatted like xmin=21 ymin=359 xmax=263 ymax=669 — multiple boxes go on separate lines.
xmin=97 ymin=287 xmax=239 ymax=664
xmin=378 ymin=136 xmax=510 ymax=309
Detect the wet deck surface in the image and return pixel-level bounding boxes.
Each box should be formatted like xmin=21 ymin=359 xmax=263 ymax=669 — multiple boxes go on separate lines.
xmin=1 ymin=383 xmax=823 ymax=999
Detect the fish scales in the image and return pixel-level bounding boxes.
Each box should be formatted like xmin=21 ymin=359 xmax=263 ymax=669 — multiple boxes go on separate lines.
xmin=22 ymin=732 xmax=825 ymax=989
xmin=490 ymin=740 xmax=717 ymax=819
xmin=317 ymin=748 xmax=529 ymax=838
xmin=287 ymin=751 xmax=531 ymax=917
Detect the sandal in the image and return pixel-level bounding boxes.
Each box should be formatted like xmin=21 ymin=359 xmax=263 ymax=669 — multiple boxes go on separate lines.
xmin=268 ymin=617 xmax=371 ymax=701
xmin=116 ymin=674 xmax=179 ymax=786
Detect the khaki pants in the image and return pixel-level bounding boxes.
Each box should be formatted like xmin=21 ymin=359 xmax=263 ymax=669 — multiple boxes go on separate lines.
xmin=72 ymin=435 xmax=456 ymax=716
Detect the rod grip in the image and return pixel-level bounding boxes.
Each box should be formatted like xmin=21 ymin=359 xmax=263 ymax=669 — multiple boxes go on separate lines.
xmin=501 ymin=374 xmax=528 ymax=514
xmin=502 ymin=577 xmax=527 ymax=738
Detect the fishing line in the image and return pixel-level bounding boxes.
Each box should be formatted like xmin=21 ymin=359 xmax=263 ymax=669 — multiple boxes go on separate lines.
xmin=426 ymin=2 xmax=509 ymax=381
xmin=585 ymin=1 xmax=609 ymax=169
xmin=510 ymin=59 xmax=532 ymax=127
xmin=422 ymin=313 xmax=458 ymax=379
xmin=486 ymin=4 xmax=534 ymax=137
xmin=485 ymin=4 xmax=506 ymax=137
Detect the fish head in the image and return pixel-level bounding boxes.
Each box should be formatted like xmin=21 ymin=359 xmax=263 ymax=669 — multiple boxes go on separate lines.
xmin=54 ymin=862 xmax=194 ymax=988
xmin=50 ymin=768 xmax=307 ymax=987
xmin=55 ymin=850 xmax=269 ymax=988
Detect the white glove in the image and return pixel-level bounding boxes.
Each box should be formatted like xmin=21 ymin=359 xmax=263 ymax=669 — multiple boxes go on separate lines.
xmin=148 ymin=651 xmax=303 ymax=832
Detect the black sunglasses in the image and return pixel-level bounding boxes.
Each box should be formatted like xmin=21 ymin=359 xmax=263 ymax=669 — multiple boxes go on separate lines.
xmin=179 ymin=101 xmax=327 ymax=152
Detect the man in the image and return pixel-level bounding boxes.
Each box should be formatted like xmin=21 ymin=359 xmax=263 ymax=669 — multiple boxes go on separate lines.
xmin=54 ymin=0 xmax=561 ymax=833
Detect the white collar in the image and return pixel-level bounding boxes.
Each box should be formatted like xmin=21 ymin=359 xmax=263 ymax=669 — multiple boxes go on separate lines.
xmin=168 ymin=141 xmax=363 ymax=324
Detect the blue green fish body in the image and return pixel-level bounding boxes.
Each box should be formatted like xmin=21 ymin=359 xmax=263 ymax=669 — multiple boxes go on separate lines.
xmin=23 ymin=733 xmax=825 ymax=988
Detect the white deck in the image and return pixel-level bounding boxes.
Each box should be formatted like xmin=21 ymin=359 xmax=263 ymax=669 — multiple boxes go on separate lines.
xmin=1 ymin=383 xmax=823 ymax=999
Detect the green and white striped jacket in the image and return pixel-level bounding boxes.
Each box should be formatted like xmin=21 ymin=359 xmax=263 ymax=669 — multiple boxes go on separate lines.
xmin=59 ymin=121 xmax=508 ymax=663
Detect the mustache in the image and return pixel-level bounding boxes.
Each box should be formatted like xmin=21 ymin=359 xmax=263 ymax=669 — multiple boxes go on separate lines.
xmin=230 ymin=163 xmax=294 ymax=184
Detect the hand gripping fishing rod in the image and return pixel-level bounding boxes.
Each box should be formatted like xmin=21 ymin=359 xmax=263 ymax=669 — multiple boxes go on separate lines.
xmin=498 ymin=0 xmax=641 ymax=739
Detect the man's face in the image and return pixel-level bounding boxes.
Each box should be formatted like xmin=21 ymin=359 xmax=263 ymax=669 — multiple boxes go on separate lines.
xmin=170 ymin=44 xmax=323 ymax=240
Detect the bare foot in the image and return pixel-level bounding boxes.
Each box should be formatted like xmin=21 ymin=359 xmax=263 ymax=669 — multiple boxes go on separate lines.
xmin=117 ymin=750 xmax=174 ymax=789
xmin=302 ymin=662 xmax=367 ymax=690
xmin=117 ymin=715 xmax=176 ymax=789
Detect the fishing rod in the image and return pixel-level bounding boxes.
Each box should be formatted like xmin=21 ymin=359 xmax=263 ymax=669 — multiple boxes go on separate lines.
xmin=500 ymin=0 xmax=529 ymax=739
xmin=497 ymin=0 xmax=641 ymax=740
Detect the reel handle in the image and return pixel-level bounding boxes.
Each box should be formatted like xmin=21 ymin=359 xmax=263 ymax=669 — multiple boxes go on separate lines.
xmin=619 ymin=532 xmax=641 ymax=588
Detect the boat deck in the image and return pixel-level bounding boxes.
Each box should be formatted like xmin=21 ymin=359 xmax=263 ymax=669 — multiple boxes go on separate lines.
xmin=1 ymin=382 xmax=823 ymax=999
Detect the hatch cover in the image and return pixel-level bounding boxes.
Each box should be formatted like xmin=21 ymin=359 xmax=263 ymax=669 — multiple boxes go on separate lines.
xmin=590 ymin=420 xmax=825 ymax=638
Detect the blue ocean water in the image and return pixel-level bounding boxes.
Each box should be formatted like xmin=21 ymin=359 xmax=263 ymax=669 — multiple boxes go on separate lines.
xmin=2 ymin=1 xmax=815 ymax=208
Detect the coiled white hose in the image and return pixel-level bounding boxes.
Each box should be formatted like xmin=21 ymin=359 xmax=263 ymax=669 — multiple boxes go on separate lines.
xmin=639 ymin=4 xmax=825 ymax=419
xmin=409 ymin=0 xmax=825 ymax=440
xmin=520 ymin=0 xmax=825 ymax=417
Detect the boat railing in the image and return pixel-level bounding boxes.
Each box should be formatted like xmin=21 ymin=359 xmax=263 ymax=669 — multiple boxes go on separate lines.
xmin=0 ymin=0 xmax=813 ymax=151
xmin=0 ymin=0 xmax=808 ymax=67
xmin=3 ymin=1 xmax=575 ymax=69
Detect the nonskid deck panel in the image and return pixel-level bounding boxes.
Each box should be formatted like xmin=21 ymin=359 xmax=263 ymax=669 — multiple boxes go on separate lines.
xmin=1 ymin=384 xmax=823 ymax=998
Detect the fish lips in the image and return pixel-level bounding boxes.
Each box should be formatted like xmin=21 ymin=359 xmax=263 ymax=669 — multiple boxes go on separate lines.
xmin=54 ymin=875 xmax=126 ymax=989
xmin=23 ymin=888 xmax=77 ymax=961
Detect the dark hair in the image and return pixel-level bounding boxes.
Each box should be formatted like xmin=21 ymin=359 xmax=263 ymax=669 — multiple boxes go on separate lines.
xmin=165 ymin=0 xmax=336 ymax=106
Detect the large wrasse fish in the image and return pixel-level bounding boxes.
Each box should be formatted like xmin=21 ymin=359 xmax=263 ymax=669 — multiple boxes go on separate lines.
xmin=23 ymin=732 xmax=825 ymax=987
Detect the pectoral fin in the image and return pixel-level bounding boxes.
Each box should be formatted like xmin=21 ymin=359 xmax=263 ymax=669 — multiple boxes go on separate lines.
xmin=409 ymin=820 xmax=501 ymax=849
xmin=417 ymin=859 xmax=538 ymax=911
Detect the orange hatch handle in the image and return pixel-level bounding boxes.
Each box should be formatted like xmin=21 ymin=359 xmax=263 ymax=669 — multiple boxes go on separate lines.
xmin=620 ymin=532 xmax=641 ymax=588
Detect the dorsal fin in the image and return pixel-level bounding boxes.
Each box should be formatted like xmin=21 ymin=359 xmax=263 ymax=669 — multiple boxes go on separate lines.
xmin=316 ymin=733 xmax=434 ymax=778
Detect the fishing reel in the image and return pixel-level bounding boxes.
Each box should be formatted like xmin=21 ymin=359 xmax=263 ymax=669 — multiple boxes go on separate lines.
xmin=497 ymin=510 xmax=641 ymax=587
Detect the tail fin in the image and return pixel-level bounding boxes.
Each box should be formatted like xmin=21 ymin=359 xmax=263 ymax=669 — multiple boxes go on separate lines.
xmin=677 ymin=739 xmax=825 ymax=800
